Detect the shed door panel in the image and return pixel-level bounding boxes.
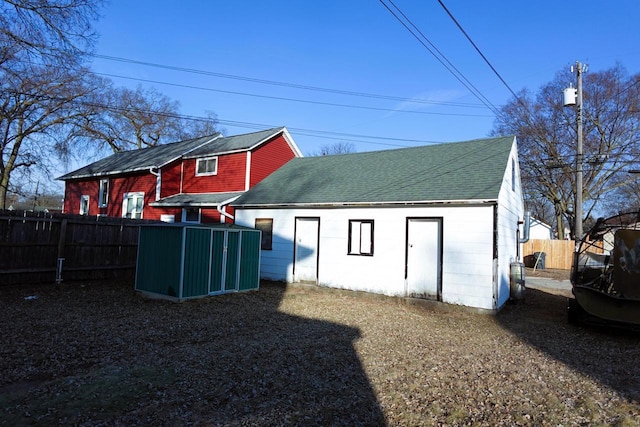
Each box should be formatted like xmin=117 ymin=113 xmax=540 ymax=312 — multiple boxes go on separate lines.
xmin=239 ymin=231 xmax=261 ymax=291
xmin=183 ymin=228 xmax=211 ymax=298
xmin=224 ymin=232 xmax=239 ymax=291
xmin=209 ymin=230 xmax=225 ymax=293
xmin=406 ymin=218 xmax=442 ymax=300
xmin=294 ymin=217 xmax=319 ymax=283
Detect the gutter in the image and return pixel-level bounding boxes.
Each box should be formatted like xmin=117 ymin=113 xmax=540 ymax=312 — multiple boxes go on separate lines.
xmin=217 ymin=205 xmax=234 ymax=222
xmin=232 ymin=199 xmax=500 ymax=209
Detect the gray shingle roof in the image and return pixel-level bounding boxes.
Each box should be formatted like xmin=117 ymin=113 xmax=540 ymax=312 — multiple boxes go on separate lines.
xmin=150 ymin=192 xmax=244 ymax=207
xmin=233 ymin=136 xmax=516 ymax=206
xmin=57 ymin=134 xmax=220 ymax=180
xmin=186 ymin=127 xmax=286 ymax=158
xmin=57 ymin=127 xmax=287 ymax=180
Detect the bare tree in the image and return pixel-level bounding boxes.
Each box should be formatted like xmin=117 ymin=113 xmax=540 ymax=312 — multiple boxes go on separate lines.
xmin=0 ymin=0 xmax=102 ymax=67
xmin=0 ymin=62 xmax=96 ymax=209
xmin=180 ymin=110 xmax=220 ymax=140
xmin=76 ymin=85 xmax=189 ymax=153
xmin=492 ymin=64 xmax=640 ymax=238
xmin=308 ymin=141 xmax=356 ymax=157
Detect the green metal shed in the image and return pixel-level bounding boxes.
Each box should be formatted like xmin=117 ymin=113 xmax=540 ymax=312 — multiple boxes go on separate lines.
xmin=135 ymin=223 xmax=261 ymax=301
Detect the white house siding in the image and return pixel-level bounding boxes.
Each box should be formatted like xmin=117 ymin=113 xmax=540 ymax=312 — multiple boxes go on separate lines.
xmin=235 ymin=204 xmax=499 ymax=310
xmin=529 ymin=220 xmax=553 ymax=239
xmin=495 ymin=141 xmax=525 ymax=308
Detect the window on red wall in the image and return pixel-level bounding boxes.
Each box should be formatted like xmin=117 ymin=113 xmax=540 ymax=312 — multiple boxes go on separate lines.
xmin=196 ymin=157 xmax=218 ymax=176
xmin=98 ymin=179 xmax=109 ymax=207
xmin=182 ymin=208 xmax=200 ymax=223
xmin=79 ymin=195 xmax=89 ymax=215
xmin=122 ymin=192 xmax=144 ymax=219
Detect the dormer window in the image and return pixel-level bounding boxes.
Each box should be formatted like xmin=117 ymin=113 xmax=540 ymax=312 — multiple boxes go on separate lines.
xmin=196 ymin=157 xmax=218 ymax=176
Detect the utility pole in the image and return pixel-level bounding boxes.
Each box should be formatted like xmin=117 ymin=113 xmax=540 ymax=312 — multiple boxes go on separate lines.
xmin=563 ymin=61 xmax=587 ymax=240
xmin=575 ymin=61 xmax=585 ymax=240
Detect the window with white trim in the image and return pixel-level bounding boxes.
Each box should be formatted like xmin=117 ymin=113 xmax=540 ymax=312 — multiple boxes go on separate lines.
xmin=122 ymin=192 xmax=144 ymax=219
xmin=182 ymin=208 xmax=200 ymax=223
xmin=348 ymin=219 xmax=374 ymax=256
xmin=196 ymin=157 xmax=218 ymax=176
xmin=79 ymin=195 xmax=90 ymax=215
xmin=98 ymin=179 xmax=109 ymax=207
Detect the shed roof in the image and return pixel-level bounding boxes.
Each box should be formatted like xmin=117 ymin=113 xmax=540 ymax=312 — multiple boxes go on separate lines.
xmin=150 ymin=191 xmax=244 ymax=207
xmin=233 ymin=136 xmax=516 ymax=207
xmin=58 ymin=127 xmax=288 ymax=180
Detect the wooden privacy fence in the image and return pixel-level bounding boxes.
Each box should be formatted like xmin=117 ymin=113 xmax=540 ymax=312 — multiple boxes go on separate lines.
xmin=522 ymin=239 xmax=577 ymax=270
xmin=0 ymin=210 xmax=156 ymax=285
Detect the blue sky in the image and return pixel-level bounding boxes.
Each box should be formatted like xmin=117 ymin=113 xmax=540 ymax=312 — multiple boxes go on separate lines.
xmin=89 ymin=0 xmax=640 ymax=156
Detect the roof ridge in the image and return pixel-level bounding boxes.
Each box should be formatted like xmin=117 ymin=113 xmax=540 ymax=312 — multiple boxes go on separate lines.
xmin=302 ymin=135 xmax=516 ymax=159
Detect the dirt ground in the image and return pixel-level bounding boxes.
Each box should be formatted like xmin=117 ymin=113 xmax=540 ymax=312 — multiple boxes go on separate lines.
xmin=1 ymin=278 xmax=638 ymax=426
xmin=525 ymin=267 xmax=570 ymax=281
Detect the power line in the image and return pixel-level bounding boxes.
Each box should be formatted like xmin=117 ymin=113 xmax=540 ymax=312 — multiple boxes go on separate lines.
xmin=437 ymin=0 xmax=522 ymax=103
xmin=90 ymin=53 xmax=488 ymax=109
xmin=378 ymin=0 xmax=501 ymax=116
xmin=96 ymin=71 xmax=493 ymax=118
xmin=433 ymin=0 xmax=560 ymax=147
xmin=8 ymin=58 xmax=497 ymax=120
xmin=4 ymin=89 xmax=442 ymax=148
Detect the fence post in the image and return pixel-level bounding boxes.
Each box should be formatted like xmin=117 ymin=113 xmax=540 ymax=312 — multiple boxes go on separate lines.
xmin=56 ymin=219 xmax=67 ymax=284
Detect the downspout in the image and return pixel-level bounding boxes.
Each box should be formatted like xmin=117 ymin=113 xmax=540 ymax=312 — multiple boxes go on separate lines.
xmin=517 ymin=211 xmax=531 ymax=259
xmin=519 ymin=211 xmax=531 ymax=244
xmin=217 ymin=204 xmax=234 ymax=223
xmin=149 ymin=167 xmax=160 ymax=201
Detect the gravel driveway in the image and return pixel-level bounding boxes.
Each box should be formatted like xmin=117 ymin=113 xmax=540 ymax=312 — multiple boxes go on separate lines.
xmin=1 ymin=279 xmax=638 ymax=426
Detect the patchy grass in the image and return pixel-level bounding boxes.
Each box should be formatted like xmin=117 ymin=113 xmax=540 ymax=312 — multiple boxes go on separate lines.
xmin=1 ymin=280 xmax=638 ymax=426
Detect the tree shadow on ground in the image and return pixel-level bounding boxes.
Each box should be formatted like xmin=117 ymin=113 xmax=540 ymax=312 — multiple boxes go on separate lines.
xmin=497 ymin=287 xmax=640 ymax=403
xmin=0 ymin=280 xmax=386 ymax=426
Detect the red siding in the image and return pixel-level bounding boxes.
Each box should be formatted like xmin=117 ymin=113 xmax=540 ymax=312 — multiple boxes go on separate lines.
xmin=160 ymin=161 xmax=182 ymax=198
xmin=63 ymin=180 xmax=99 ymax=215
xmin=63 ymin=131 xmax=298 ymax=223
xmin=64 ymin=173 xmax=161 ymax=218
xmin=181 ymin=152 xmax=247 ymax=193
xmin=109 ymin=173 xmax=157 ymax=218
xmin=201 ymin=208 xmax=222 ymax=224
xmin=250 ymin=134 xmax=297 ymax=187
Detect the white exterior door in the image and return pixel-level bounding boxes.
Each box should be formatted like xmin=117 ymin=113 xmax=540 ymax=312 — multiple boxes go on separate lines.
xmin=406 ymin=218 xmax=442 ymax=299
xmin=294 ymin=217 xmax=319 ymax=283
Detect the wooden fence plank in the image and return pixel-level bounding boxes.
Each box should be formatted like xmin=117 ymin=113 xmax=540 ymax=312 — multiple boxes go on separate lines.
xmin=0 ymin=210 xmax=158 ymax=285
xmin=522 ymin=239 xmax=577 ymax=270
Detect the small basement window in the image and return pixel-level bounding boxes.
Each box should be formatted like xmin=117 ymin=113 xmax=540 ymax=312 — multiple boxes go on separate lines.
xmin=348 ymin=219 xmax=374 ymax=256
xmin=255 ymin=218 xmax=273 ymax=250
xmin=182 ymin=208 xmax=201 ymax=223
xmin=196 ymin=157 xmax=218 ymax=176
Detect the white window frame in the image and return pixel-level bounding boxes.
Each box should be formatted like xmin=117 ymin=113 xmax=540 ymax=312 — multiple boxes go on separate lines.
xmin=181 ymin=207 xmax=201 ymax=223
xmin=98 ymin=179 xmax=109 ymax=207
xmin=79 ymin=195 xmax=90 ymax=215
xmin=348 ymin=219 xmax=374 ymax=256
xmin=122 ymin=192 xmax=144 ymax=219
xmin=195 ymin=156 xmax=218 ymax=176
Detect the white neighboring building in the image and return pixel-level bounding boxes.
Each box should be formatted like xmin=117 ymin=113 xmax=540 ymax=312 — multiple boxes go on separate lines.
xmin=529 ymin=217 xmax=553 ymax=240
xmin=233 ymin=136 xmax=524 ymax=311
